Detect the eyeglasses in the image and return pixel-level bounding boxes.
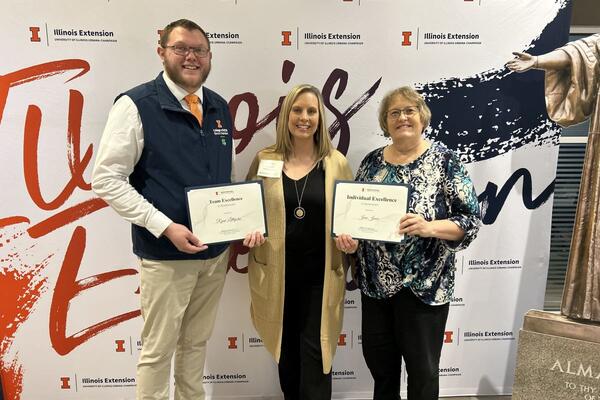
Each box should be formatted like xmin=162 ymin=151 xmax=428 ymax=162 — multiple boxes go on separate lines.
xmin=163 ymin=45 xmax=210 ymax=58
xmin=386 ymin=106 xmax=419 ymax=119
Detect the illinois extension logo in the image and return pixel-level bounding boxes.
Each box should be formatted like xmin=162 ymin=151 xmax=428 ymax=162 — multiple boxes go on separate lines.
xmin=281 ymin=31 xmax=292 ymax=46
xmin=29 ymin=26 xmax=42 ymax=42
xmin=227 ymin=336 xmax=238 ymax=349
xmin=401 ymin=31 xmax=412 ymax=46
xmin=115 ymin=339 xmax=126 ymax=352
xmin=444 ymin=330 xmax=454 ymax=344
xmin=59 ymin=376 xmax=72 ymax=390
xmin=338 ymin=333 xmax=347 ymax=346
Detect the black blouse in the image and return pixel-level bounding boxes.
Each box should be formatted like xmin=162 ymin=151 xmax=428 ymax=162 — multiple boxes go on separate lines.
xmin=282 ymin=162 xmax=325 ymax=287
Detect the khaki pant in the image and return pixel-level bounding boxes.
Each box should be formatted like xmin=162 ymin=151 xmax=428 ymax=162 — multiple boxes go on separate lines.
xmin=136 ymin=250 xmax=228 ymax=400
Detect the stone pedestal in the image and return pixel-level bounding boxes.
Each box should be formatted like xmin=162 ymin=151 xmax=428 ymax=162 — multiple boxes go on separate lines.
xmin=513 ymin=310 xmax=600 ymax=400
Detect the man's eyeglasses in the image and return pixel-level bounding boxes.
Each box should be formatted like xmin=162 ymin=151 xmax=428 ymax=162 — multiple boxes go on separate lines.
xmin=163 ymin=45 xmax=210 ymax=58
xmin=386 ymin=106 xmax=419 ymax=119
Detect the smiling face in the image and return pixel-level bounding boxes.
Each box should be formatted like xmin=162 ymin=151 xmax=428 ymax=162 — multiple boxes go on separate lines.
xmin=157 ymin=26 xmax=211 ymax=93
xmin=385 ymin=95 xmax=424 ymax=146
xmin=287 ymin=91 xmax=320 ymax=144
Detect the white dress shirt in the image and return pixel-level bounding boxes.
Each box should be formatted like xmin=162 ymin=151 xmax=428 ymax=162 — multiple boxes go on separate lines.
xmin=92 ymin=71 xmax=235 ymax=238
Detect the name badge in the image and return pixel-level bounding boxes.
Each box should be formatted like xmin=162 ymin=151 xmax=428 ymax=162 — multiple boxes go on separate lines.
xmin=257 ymin=160 xmax=284 ymax=178
xmin=213 ymin=128 xmax=229 ymax=136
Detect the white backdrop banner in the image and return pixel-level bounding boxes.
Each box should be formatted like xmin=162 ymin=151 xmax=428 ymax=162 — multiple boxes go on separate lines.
xmin=0 ymin=1 xmax=571 ymax=399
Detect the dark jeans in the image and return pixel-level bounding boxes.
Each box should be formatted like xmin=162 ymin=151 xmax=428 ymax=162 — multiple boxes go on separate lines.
xmin=278 ymin=284 xmax=331 ymax=400
xmin=361 ymin=288 xmax=449 ymax=400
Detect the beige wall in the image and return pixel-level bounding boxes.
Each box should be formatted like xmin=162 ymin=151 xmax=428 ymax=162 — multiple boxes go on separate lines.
xmin=571 ymin=0 xmax=600 ymax=26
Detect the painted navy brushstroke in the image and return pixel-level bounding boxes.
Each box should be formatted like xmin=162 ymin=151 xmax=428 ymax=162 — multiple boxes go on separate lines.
xmin=478 ymin=168 xmax=555 ymax=225
xmin=417 ymin=0 xmax=572 ymax=164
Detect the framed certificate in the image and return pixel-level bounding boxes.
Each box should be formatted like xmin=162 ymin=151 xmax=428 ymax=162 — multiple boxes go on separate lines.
xmin=332 ymin=180 xmax=409 ymax=243
xmin=185 ymin=181 xmax=268 ymax=245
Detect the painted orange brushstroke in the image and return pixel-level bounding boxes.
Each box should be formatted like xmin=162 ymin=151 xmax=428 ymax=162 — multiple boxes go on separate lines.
xmin=1 ymin=359 xmax=23 ymax=400
xmin=0 ymin=256 xmax=51 ymax=357
xmin=0 ymin=246 xmax=52 ymax=400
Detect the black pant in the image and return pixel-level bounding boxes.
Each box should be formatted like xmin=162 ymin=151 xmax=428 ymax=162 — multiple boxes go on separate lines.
xmin=361 ymin=288 xmax=449 ymax=400
xmin=278 ymin=284 xmax=331 ymax=400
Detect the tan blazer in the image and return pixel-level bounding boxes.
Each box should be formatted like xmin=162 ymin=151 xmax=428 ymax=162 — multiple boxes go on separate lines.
xmin=246 ymin=147 xmax=353 ymax=373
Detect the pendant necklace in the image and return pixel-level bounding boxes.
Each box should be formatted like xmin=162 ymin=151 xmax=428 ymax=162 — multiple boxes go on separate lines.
xmin=293 ymin=168 xmax=312 ymax=220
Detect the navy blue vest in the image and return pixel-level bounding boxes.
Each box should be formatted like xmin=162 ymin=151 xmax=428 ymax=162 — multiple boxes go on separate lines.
xmin=123 ymin=72 xmax=232 ymax=260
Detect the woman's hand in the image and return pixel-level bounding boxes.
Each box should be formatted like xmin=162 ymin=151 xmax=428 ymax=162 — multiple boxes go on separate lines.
xmin=399 ymin=214 xmax=466 ymax=241
xmin=335 ymin=233 xmax=358 ymax=254
xmin=398 ymin=213 xmax=434 ymax=238
xmin=243 ymin=231 xmax=266 ymax=248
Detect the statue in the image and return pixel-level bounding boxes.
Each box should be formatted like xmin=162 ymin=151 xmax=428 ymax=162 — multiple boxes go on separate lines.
xmin=506 ymin=34 xmax=600 ymax=322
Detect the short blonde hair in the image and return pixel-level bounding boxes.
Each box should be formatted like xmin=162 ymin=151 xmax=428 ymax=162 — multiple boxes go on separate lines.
xmin=378 ymin=86 xmax=432 ymax=137
xmin=272 ymin=84 xmax=332 ymax=160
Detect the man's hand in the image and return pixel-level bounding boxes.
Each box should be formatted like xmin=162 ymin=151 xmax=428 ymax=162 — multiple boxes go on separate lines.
xmin=162 ymin=223 xmax=208 ymax=254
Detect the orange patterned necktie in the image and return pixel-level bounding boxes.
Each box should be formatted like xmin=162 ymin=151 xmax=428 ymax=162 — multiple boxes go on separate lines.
xmin=184 ymin=94 xmax=203 ymax=126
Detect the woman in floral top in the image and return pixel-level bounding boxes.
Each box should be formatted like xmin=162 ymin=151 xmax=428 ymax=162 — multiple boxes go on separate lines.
xmin=336 ymin=86 xmax=480 ymax=400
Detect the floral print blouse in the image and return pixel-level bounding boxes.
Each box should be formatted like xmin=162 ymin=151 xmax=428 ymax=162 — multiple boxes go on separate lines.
xmin=354 ymin=142 xmax=481 ymax=305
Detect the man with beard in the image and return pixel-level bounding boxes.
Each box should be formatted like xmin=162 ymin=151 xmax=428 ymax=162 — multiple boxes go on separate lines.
xmin=93 ymin=19 xmax=260 ymax=400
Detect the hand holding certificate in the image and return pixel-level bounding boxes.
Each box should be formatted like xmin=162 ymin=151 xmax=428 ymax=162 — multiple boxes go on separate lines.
xmin=186 ymin=181 xmax=268 ymax=245
xmin=332 ymin=181 xmax=409 ymax=243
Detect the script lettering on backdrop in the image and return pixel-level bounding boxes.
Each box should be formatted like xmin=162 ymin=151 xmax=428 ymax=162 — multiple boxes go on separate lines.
xmin=0 ymin=57 xmax=383 ymax=398
xmin=0 ymin=60 xmax=140 ymax=399
xmin=227 ymin=59 xmax=382 ymax=277
xmin=1 ymin=56 xmax=558 ymax=399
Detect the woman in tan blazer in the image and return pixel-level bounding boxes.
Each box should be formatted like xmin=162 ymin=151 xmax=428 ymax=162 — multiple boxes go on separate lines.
xmin=245 ymin=84 xmax=353 ymax=399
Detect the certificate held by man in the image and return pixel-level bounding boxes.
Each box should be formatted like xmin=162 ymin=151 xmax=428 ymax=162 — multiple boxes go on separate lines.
xmin=186 ymin=181 xmax=268 ymax=245
xmin=332 ymin=181 xmax=409 ymax=243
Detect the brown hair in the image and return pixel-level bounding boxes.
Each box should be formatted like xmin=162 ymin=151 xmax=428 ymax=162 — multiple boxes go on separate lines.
xmin=160 ymin=19 xmax=210 ymax=50
xmin=378 ymin=86 xmax=432 ymax=137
